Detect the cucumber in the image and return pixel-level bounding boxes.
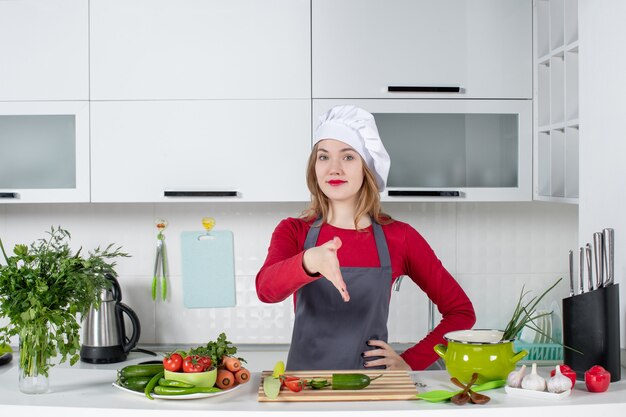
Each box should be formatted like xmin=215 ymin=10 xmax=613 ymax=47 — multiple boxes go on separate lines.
xmin=118 ymin=376 xmax=152 ymax=392
xmin=308 ymin=378 xmax=330 ymax=389
xmin=118 ymin=364 xmax=164 ymax=379
xmin=331 ymin=373 xmax=382 ymax=390
xmin=153 ymin=385 xmax=222 ymax=395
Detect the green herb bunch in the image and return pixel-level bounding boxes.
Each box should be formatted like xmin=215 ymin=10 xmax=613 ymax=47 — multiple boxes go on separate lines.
xmin=501 ymin=277 xmax=562 ymax=342
xmin=188 ymin=332 xmax=245 ymax=367
xmin=0 ymin=226 xmax=129 ymax=376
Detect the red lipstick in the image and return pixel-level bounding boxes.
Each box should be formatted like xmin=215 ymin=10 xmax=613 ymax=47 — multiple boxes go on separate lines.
xmin=328 ymin=180 xmax=347 ymax=186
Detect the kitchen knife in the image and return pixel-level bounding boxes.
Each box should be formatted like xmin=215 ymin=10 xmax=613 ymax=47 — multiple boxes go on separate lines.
xmin=579 ymin=247 xmax=585 ymax=294
xmin=603 ymin=228 xmax=614 ymax=286
xmin=568 ymin=250 xmax=574 ymax=296
xmin=593 ymin=232 xmax=604 ymax=290
xmin=585 ymin=243 xmax=594 ymax=292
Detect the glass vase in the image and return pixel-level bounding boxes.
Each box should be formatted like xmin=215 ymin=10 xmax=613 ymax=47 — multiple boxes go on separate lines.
xmin=18 ymin=325 xmax=50 ymax=394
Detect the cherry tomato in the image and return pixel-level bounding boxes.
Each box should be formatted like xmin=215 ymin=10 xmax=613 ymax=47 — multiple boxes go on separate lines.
xmin=163 ymin=352 xmax=183 ymax=372
xmin=284 ymin=378 xmax=305 ymax=392
xmin=280 ymin=375 xmax=301 ymax=388
xmin=197 ymin=356 xmax=212 ymax=370
xmin=585 ymin=365 xmax=610 ymax=392
xmin=551 ymin=364 xmax=577 ymax=388
xmin=182 ymin=355 xmax=205 ymax=373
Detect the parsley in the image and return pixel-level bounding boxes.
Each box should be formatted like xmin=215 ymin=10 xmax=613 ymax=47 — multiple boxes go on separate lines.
xmin=0 ymin=226 xmax=129 ymax=377
xmin=189 ymin=332 xmax=245 ymax=366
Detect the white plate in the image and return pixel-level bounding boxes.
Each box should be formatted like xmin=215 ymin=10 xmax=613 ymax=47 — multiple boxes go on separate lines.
xmin=112 ymin=382 xmax=241 ymax=400
xmin=505 ymin=385 xmax=571 ymax=400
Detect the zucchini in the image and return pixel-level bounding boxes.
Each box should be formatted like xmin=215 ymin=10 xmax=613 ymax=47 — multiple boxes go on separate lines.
xmin=331 ymin=373 xmax=382 ymax=390
xmin=118 ymin=364 xmax=164 ymax=379
xmin=118 ymin=376 xmax=152 ymax=392
xmin=153 ymin=385 xmax=222 ymax=395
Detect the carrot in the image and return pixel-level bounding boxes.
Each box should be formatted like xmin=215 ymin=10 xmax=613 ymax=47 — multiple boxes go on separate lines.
xmin=234 ymin=367 xmax=250 ymax=384
xmin=216 ymin=368 xmax=235 ymax=389
xmin=222 ymin=356 xmax=241 ymax=372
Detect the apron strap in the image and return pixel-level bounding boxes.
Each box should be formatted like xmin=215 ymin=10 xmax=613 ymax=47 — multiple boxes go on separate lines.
xmin=303 ymin=218 xmax=391 ymax=268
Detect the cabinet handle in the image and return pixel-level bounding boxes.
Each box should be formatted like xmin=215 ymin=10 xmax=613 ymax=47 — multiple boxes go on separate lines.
xmin=0 ymin=192 xmax=18 ymax=199
xmin=164 ymin=190 xmax=238 ymax=197
xmin=388 ymin=190 xmax=461 ymax=197
xmin=387 ymin=86 xmax=462 ymax=93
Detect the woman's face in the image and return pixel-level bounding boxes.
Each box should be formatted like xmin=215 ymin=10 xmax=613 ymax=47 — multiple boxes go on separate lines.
xmin=314 ymin=139 xmax=365 ymax=203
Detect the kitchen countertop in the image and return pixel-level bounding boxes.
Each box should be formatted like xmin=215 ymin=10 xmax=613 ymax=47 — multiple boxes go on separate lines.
xmin=1 ymin=353 xmax=625 ymax=417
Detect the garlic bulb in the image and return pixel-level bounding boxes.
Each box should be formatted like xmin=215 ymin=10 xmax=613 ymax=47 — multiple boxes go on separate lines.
xmin=506 ymin=364 xmax=527 ymax=388
xmin=547 ymin=365 xmax=573 ymax=393
xmin=521 ymin=363 xmax=547 ymax=391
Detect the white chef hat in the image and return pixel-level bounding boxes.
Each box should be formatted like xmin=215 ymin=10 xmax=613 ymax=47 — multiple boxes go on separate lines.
xmin=312 ymin=105 xmax=391 ymax=192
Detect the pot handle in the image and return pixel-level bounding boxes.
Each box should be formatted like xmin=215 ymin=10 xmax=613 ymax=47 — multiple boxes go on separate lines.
xmin=510 ymin=349 xmax=528 ymax=364
xmin=433 ymin=344 xmax=447 ymax=359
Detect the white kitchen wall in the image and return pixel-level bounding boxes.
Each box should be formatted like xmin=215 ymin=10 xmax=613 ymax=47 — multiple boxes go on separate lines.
xmin=0 ymin=201 xmax=577 ymax=347
xmin=579 ymin=0 xmax=626 ymax=355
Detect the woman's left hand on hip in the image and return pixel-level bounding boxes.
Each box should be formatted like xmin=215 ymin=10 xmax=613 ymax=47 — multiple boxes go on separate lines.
xmin=362 ymin=339 xmax=411 ymax=370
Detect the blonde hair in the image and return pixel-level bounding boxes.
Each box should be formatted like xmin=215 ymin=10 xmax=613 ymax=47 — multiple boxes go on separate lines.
xmin=301 ymin=143 xmax=392 ymax=229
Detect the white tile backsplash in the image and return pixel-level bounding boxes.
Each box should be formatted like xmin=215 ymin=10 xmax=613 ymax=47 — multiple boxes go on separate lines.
xmin=0 ymin=201 xmax=578 ymax=347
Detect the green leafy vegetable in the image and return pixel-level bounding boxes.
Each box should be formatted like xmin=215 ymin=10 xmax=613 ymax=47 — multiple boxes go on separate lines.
xmin=502 ymin=277 xmax=562 ymax=342
xmin=188 ymin=332 xmax=244 ymax=367
xmin=0 ymin=226 xmax=129 ymax=377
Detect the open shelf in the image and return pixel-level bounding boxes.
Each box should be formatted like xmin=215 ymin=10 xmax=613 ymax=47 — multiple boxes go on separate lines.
xmin=534 ymin=0 xmax=579 ymax=204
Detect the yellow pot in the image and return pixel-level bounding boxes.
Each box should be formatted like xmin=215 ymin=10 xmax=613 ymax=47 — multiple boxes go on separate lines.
xmin=434 ymin=329 xmax=528 ymax=384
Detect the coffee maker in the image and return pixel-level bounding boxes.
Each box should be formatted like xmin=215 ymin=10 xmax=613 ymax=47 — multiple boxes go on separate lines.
xmin=80 ymin=274 xmax=141 ymax=363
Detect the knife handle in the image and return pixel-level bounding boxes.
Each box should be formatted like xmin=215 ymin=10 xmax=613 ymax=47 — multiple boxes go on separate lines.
xmin=585 ymin=243 xmax=593 ymax=292
xmin=593 ymin=232 xmax=604 ymax=290
xmin=579 ymin=247 xmax=585 ymax=294
xmin=603 ymin=228 xmax=614 ymax=286
xmin=568 ymin=250 xmax=574 ymax=296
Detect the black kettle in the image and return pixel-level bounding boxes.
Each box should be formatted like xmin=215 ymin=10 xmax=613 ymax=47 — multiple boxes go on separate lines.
xmin=80 ymin=274 xmax=141 ymax=363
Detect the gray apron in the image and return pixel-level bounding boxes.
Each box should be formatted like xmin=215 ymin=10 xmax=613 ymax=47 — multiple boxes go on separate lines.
xmin=286 ymin=221 xmax=393 ymax=370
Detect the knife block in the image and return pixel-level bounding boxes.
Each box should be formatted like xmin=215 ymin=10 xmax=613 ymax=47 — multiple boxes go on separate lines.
xmin=562 ymin=283 xmax=620 ymax=382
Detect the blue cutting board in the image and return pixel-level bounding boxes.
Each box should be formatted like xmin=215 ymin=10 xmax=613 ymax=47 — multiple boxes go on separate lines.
xmin=181 ymin=230 xmax=236 ymax=308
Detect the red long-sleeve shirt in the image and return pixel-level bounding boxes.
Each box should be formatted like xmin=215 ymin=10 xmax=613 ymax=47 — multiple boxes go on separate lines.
xmin=255 ymin=217 xmax=476 ymax=370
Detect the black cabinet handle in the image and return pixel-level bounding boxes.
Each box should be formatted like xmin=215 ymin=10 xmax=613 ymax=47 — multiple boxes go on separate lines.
xmin=388 ymin=190 xmax=461 ymax=197
xmin=164 ymin=191 xmax=238 ymax=197
xmin=387 ymin=86 xmax=462 ymax=93
xmin=0 ymin=192 xmax=18 ymax=199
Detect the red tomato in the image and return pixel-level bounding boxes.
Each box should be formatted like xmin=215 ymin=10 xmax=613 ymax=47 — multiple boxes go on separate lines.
xmin=280 ymin=375 xmax=301 ymax=388
xmin=163 ymin=353 xmax=183 ymax=372
xmin=182 ymin=355 xmax=205 ymax=373
xmin=550 ymin=364 xmax=577 ymax=388
xmin=197 ymin=356 xmax=212 ymax=370
xmin=585 ymin=365 xmax=611 ymax=393
xmin=284 ymin=378 xmax=305 ymax=392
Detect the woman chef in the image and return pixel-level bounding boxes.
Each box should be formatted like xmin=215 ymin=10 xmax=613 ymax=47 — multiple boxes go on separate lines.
xmin=255 ymin=105 xmax=475 ymax=370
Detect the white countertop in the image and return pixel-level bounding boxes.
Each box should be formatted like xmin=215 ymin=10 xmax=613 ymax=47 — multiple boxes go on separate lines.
xmin=1 ymin=353 xmax=625 ymax=417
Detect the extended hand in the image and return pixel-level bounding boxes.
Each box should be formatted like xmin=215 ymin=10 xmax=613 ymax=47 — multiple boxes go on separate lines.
xmin=302 ymin=236 xmax=350 ymax=302
xmin=362 ymin=339 xmax=411 ymax=370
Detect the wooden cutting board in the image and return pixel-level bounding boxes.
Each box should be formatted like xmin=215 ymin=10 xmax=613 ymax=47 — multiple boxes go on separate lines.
xmin=257 ymin=370 xmax=418 ymax=402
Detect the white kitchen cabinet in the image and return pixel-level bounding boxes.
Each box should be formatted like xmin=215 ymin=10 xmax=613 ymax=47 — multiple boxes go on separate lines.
xmin=312 ymin=0 xmax=532 ymax=99
xmin=0 ymin=0 xmax=88 ymax=101
xmin=90 ymin=0 xmax=310 ymax=100
xmin=314 ymin=99 xmax=532 ymax=202
xmin=90 ymin=100 xmax=311 ymax=202
xmin=534 ymin=0 xmax=579 ymax=203
xmin=0 ymin=102 xmax=90 ymax=203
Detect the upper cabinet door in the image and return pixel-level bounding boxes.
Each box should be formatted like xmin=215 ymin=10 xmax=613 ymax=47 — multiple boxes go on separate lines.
xmin=90 ymin=0 xmax=311 ymax=100
xmin=312 ymin=0 xmax=532 ymax=99
xmin=90 ymin=100 xmax=311 ymax=203
xmin=0 ymin=0 xmax=89 ymax=101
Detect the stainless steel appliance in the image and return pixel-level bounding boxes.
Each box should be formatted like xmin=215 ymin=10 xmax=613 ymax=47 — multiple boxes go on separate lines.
xmin=80 ymin=274 xmax=140 ymax=363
